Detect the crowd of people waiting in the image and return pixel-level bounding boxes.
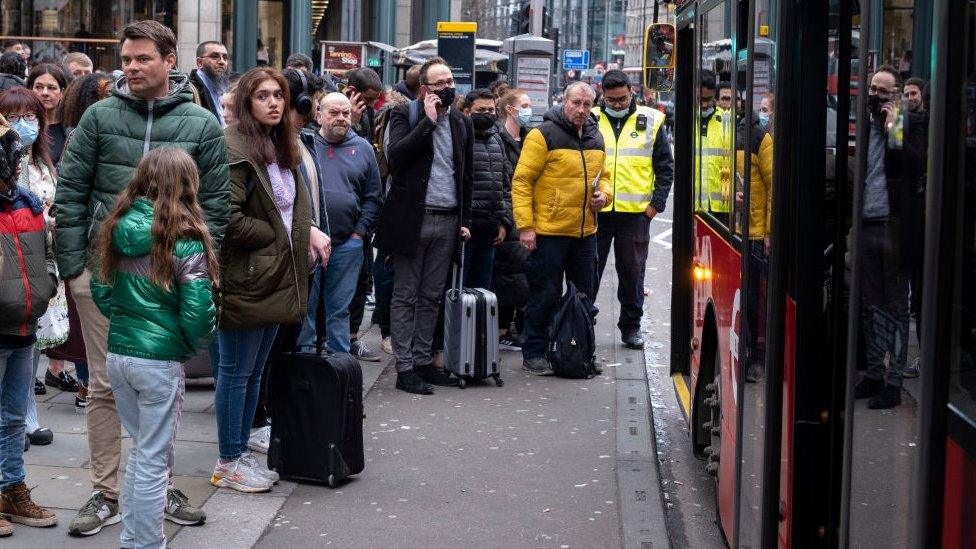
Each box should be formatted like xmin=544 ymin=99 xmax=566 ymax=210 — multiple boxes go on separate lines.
xmin=0 ymin=18 xmax=674 ymax=548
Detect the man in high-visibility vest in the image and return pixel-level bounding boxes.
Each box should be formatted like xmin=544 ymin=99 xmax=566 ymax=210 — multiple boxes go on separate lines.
xmin=593 ymin=70 xmax=674 ymax=349
xmin=696 ymin=70 xmax=732 ymax=216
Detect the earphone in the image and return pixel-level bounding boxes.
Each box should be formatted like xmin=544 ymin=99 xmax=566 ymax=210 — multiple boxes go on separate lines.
xmin=293 ymin=70 xmax=313 ymax=116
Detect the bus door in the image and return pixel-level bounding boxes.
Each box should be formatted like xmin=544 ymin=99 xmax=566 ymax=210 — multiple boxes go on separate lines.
xmin=837 ymin=0 xmax=965 ymax=546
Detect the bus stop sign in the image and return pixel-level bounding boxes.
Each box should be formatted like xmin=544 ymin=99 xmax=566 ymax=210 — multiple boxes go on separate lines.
xmin=562 ymin=49 xmax=590 ymax=70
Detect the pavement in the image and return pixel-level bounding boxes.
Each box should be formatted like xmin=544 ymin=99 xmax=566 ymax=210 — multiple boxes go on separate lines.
xmin=15 ymin=255 xmax=672 ymax=549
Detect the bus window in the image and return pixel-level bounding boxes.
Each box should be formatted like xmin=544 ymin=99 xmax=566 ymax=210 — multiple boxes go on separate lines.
xmin=696 ymin=3 xmax=736 ymax=230
xmin=734 ymin=0 xmax=777 ymax=544
xmin=846 ymin=3 xmax=929 ymax=545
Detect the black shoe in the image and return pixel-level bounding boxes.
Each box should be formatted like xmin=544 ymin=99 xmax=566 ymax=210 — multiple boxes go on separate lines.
xmin=854 ymin=377 xmax=885 ymax=399
xmin=27 ymin=427 xmax=53 ymax=445
xmin=396 ymin=370 xmax=434 ymax=395
xmin=33 ymin=378 xmax=45 ymax=395
xmin=45 ymin=369 xmax=80 ymax=392
xmin=868 ymin=385 xmax=902 ymax=409
xmin=415 ymin=364 xmax=456 ymax=386
xmin=622 ymin=332 xmax=645 ymax=350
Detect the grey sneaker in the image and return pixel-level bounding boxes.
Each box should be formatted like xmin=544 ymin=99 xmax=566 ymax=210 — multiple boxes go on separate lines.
xmin=164 ymin=487 xmax=206 ymax=526
xmin=903 ymin=357 xmax=921 ymax=379
xmin=240 ymin=452 xmax=280 ymax=485
xmin=67 ymin=491 xmax=120 ymax=536
xmin=210 ymin=459 xmax=272 ymax=493
xmin=350 ymin=340 xmax=381 ymax=362
xmin=523 ymin=358 xmax=554 ymax=376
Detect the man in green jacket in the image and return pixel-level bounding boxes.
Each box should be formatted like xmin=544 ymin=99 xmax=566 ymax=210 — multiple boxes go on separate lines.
xmin=53 ymin=20 xmax=228 ymax=537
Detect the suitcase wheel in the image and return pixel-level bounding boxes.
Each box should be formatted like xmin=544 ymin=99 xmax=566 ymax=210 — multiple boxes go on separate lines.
xmin=457 ymin=377 xmax=467 ymax=389
xmin=494 ymin=376 xmax=504 ymax=387
xmin=327 ymin=474 xmax=337 ymax=488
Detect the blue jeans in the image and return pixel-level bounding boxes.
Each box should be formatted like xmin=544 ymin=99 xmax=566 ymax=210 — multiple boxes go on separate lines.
xmin=298 ymin=237 xmax=363 ymax=353
xmin=107 ymin=353 xmax=183 ymax=549
xmin=463 ymin=231 xmax=495 ymax=290
xmin=0 ymin=344 xmax=33 ymax=490
xmin=522 ymin=235 xmax=598 ymax=360
xmin=215 ymin=326 xmax=278 ymax=460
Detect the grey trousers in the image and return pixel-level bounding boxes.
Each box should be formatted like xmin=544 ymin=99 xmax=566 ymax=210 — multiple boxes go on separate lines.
xmin=860 ymin=223 xmax=910 ymax=387
xmin=391 ymin=214 xmax=458 ymax=373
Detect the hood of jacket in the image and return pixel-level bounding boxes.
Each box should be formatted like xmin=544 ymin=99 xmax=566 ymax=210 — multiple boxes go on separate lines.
xmin=223 ymin=124 xmax=262 ymax=166
xmin=111 ymin=71 xmax=194 ymax=114
xmin=393 ymin=80 xmax=416 ymax=101
xmin=544 ymin=105 xmax=600 ymax=141
xmin=112 ymin=198 xmax=153 ymax=257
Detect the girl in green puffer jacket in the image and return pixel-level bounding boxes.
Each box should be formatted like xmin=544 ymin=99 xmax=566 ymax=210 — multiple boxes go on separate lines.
xmin=89 ymin=148 xmax=217 ymax=549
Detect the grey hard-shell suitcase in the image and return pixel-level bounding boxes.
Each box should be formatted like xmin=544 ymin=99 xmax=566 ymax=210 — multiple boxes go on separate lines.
xmin=444 ymin=246 xmax=503 ymax=389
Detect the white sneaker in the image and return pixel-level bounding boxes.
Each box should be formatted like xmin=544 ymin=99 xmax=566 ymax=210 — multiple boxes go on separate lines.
xmin=248 ymin=425 xmax=270 ymax=454
xmin=210 ymin=459 xmax=272 ymax=493
xmin=240 ymin=452 xmax=280 ymax=484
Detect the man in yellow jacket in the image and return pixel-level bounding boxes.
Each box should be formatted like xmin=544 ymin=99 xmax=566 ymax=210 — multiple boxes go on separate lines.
xmin=592 ymin=70 xmax=673 ymax=349
xmin=511 ymin=81 xmax=613 ymax=375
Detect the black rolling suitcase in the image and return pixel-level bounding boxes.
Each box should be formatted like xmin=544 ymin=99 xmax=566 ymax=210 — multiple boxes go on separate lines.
xmin=268 ymin=272 xmax=364 ymax=487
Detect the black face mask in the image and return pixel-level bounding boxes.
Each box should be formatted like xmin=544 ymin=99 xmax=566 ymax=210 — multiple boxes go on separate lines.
xmin=868 ymin=94 xmax=885 ymax=117
xmin=471 ymin=113 xmax=496 ymax=131
xmin=432 ymin=86 xmax=456 ymax=107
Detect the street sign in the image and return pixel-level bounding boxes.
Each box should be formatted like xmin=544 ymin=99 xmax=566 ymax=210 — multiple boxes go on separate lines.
xmin=437 ymin=22 xmax=477 ymax=95
xmin=562 ymin=49 xmax=590 ymax=70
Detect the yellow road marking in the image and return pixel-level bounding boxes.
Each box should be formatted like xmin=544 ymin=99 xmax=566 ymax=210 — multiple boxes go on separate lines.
xmin=672 ymin=373 xmax=691 ymax=420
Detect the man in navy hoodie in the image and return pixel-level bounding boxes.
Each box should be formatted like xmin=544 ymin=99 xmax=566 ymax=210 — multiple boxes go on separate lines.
xmin=298 ymin=92 xmax=383 ymax=353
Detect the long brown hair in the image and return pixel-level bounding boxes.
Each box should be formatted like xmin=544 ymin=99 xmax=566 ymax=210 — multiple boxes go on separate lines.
xmin=232 ymin=67 xmax=299 ymax=169
xmin=0 ymin=87 xmax=54 ymax=176
xmin=94 ymin=148 xmax=219 ymax=291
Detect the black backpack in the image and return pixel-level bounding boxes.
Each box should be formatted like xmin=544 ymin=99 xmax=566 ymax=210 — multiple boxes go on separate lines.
xmin=546 ymin=282 xmax=597 ymax=378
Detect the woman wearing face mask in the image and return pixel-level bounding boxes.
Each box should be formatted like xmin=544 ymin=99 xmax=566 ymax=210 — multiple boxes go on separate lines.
xmin=492 ymin=87 xmax=532 ymax=351
xmin=0 ymin=88 xmax=75 ymax=447
xmin=27 ymin=64 xmax=68 ymax=165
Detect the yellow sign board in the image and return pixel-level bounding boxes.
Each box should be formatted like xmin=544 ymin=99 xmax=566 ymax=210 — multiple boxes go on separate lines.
xmin=436 ymin=22 xmax=477 ymax=33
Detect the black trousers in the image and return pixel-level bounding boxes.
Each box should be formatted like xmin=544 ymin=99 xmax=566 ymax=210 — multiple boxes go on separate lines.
xmin=349 ymin=237 xmax=374 ymax=339
xmin=596 ymin=211 xmax=652 ymax=335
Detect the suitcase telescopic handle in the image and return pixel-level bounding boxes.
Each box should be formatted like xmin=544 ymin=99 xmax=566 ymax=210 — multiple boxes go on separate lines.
xmin=452 ymin=236 xmax=466 ymax=292
xmin=315 ymin=262 xmax=328 ymax=354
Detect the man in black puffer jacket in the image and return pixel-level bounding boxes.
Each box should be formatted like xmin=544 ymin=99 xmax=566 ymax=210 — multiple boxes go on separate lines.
xmin=462 ymin=88 xmax=512 ymax=287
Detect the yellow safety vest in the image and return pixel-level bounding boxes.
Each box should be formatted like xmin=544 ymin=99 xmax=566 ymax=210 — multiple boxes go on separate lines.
xmin=695 ymin=109 xmax=732 ymax=214
xmin=592 ymin=106 xmax=666 ymax=213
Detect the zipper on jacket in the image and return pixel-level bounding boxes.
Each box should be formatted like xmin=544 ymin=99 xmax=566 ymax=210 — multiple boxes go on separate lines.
xmin=579 ymin=137 xmax=588 ymax=238
xmin=143 ymin=100 xmax=155 ymax=156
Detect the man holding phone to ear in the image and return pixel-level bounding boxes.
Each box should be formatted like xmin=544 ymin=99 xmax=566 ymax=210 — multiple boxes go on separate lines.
xmin=374 ymin=57 xmax=473 ymax=395
xmin=853 ymin=64 xmax=927 ymax=410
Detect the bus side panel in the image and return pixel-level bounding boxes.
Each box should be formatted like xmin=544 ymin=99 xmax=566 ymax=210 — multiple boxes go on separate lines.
xmin=692 ymin=220 xmax=741 ymax=541
xmin=779 ymin=299 xmax=796 ymax=548
xmin=942 ymin=438 xmax=976 ymax=548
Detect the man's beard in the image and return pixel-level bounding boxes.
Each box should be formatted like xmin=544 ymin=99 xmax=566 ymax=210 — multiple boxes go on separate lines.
xmin=203 ymin=66 xmax=230 ymax=91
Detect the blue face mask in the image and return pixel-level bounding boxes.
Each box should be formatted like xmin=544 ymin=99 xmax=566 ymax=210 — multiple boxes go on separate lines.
xmin=13 ymin=119 xmax=38 ymax=147
xmin=701 ymin=107 xmax=715 ymax=120
xmin=605 ymin=106 xmax=629 ymax=119
xmin=758 ymin=112 xmax=771 ymax=130
xmin=516 ymin=107 xmax=533 ymax=127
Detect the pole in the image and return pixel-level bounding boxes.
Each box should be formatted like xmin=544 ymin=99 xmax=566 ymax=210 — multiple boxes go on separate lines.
xmin=530 ymin=0 xmax=544 ymax=36
xmin=581 ymin=0 xmax=589 ymax=51
xmin=289 ymin=0 xmax=312 ymax=56
xmin=233 ymin=0 xmax=258 ymax=72
xmin=653 ymin=0 xmax=659 ymax=23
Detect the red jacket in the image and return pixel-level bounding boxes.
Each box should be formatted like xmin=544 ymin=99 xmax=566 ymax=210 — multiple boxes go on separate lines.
xmin=0 ymin=185 xmax=57 ymax=338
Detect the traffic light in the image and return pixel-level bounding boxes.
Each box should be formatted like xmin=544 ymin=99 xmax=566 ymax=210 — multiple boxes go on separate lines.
xmin=511 ymin=3 xmax=530 ymax=35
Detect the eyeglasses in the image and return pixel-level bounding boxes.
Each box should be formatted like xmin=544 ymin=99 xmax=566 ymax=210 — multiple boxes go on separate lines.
xmin=204 ymin=53 xmax=230 ymax=61
xmin=5 ymin=113 xmax=37 ymax=123
xmin=603 ymin=94 xmax=630 ymax=105
xmin=427 ymin=78 xmax=455 ymax=89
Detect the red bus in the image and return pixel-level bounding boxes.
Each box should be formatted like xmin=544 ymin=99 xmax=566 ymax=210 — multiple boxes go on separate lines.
xmin=667 ymin=0 xmax=976 ymax=547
